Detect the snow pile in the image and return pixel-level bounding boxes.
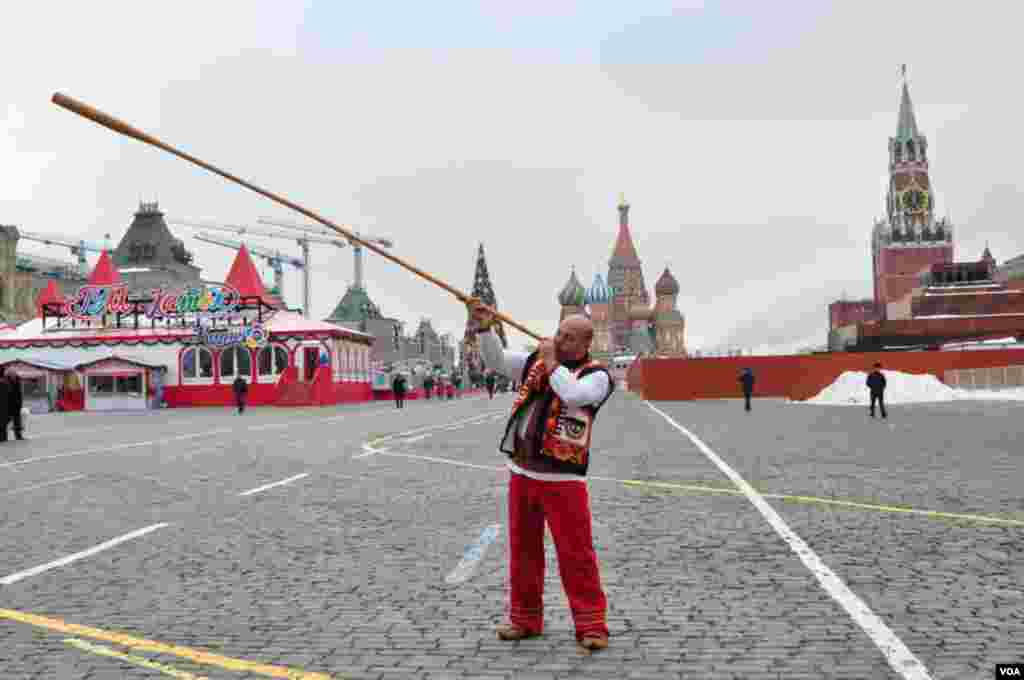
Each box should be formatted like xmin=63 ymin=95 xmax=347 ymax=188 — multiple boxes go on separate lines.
xmin=804 ymin=370 xmax=1024 ymax=405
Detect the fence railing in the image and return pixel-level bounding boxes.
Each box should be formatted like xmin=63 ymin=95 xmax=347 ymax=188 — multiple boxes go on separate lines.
xmin=944 ymin=365 xmax=1024 ymax=390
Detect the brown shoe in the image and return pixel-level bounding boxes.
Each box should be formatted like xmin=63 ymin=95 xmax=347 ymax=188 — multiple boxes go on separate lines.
xmin=496 ymin=623 xmax=540 ymax=641
xmin=579 ymin=636 xmax=609 ymax=651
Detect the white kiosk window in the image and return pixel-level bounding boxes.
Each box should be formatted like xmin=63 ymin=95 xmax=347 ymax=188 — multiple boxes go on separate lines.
xmin=88 ymin=375 xmax=115 ymax=396
xmin=86 ymin=371 xmax=147 ymax=410
xmin=116 ymin=375 xmax=143 ymax=396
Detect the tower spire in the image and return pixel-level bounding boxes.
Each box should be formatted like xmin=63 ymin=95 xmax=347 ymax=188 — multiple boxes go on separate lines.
xmin=611 ymin=195 xmax=640 ymax=263
xmin=896 ymin=67 xmax=919 ymax=141
xmin=461 ymin=243 xmax=507 ymax=375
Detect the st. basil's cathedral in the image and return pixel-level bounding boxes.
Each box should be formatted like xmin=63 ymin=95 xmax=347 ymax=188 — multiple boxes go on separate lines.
xmin=556 ymin=196 xmax=686 ymax=361
xmin=460 ymin=197 xmax=686 ymax=378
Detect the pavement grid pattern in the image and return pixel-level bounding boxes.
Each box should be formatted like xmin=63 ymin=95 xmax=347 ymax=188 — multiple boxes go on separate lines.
xmin=0 ymin=391 xmax=1022 ymax=679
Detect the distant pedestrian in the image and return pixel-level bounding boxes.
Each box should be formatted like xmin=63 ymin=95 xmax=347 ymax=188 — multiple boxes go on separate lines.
xmin=0 ymin=371 xmax=11 ymax=442
xmin=392 ymin=373 xmax=407 ymax=409
xmin=5 ymin=372 xmax=23 ymax=440
xmin=486 ymin=371 xmax=496 ymax=399
xmin=232 ymin=375 xmax=248 ymax=414
xmin=738 ymin=368 xmax=755 ymax=412
xmin=867 ymin=363 xmax=887 ymax=419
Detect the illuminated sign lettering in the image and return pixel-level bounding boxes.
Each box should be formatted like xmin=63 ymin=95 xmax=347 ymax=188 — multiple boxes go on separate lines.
xmin=190 ymin=320 xmax=269 ymax=349
xmin=64 ymin=286 xmax=133 ymax=320
xmin=146 ymin=285 xmax=241 ymax=319
xmin=62 ymin=284 xmax=242 ymax=321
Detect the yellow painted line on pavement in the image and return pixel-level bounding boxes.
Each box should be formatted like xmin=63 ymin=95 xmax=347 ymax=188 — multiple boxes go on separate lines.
xmin=620 ymin=479 xmax=1024 ymax=527
xmin=0 ymin=609 xmax=334 ymax=680
xmin=64 ymin=638 xmax=210 ymax=679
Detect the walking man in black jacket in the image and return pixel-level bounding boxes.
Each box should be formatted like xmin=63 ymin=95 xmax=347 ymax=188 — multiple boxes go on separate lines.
xmin=739 ymin=368 xmax=755 ymax=412
xmin=867 ymin=363 xmax=887 ymax=419
xmin=8 ymin=373 xmax=24 ymax=440
xmin=0 ymin=371 xmax=10 ymax=442
xmin=392 ymin=373 xmax=407 ymax=409
xmin=232 ymin=375 xmax=248 ymax=414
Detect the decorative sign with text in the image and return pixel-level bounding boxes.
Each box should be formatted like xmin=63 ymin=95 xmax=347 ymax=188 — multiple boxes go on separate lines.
xmin=62 ymin=284 xmax=243 ymax=321
xmin=188 ymin=319 xmax=269 ymax=350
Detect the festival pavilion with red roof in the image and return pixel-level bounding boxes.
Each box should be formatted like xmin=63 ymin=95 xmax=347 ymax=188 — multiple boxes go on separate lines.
xmin=0 ymin=247 xmax=374 ymax=411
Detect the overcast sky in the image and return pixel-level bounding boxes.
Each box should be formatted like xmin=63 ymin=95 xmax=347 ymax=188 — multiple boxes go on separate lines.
xmin=3 ymin=1 xmax=1023 ymax=355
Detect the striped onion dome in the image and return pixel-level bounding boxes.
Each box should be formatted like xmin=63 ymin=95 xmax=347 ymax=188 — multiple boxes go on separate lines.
xmin=586 ymin=273 xmax=613 ymax=304
xmin=557 ymin=268 xmax=587 ymax=307
xmin=655 ymin=266 xmax=680 ymax=296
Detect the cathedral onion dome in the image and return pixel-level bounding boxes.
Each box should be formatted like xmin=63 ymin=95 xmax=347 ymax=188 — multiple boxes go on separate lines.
xmin=586 ymin=273 xmax=612 ymax=305
xmin=557 ymin=268 xmax=587 ymax=307
xmin=655 ymin=266 xmax=680 ymax=297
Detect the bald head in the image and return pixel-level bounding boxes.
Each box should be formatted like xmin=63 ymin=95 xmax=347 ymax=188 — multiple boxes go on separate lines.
xmin=560 ymin=314 xmax=593 ymax=339
xmin=554 ymin=314 xmax=594 ymax=362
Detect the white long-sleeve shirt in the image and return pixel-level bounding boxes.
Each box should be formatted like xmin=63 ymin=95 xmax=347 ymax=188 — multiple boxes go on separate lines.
xmin=478 ymin=329 xmax=611 ymax=481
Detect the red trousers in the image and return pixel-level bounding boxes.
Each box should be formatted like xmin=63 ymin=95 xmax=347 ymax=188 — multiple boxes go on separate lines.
xmin=506 ymin=471 xmax=608 ymax=640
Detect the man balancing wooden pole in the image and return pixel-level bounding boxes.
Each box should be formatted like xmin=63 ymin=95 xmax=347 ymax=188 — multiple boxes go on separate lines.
xmin=468 ymin=297 xmax=615 ymax=651
xmin=51 ymin=91 xmax=615 ymax=652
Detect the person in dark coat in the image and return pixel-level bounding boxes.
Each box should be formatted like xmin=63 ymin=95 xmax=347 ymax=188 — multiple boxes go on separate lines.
xmin=485 ymin=371 xmax=497 ymax=399
xmin=232 ymin=375 xmax=249 ymax=414
xmin=392 ymin=373 xmax=407 ymax=409
xmin=7 ymin=373 xmax=24 ymax=440
xmin=738 ymin=368 xmax=755 ymax=412
xmin=866 ymin=363 xmax=887 ymax=419
xmin=0 ymin=371 xmax=10 ymax=442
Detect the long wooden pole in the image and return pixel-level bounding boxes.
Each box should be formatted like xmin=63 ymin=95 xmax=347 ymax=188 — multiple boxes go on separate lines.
xmin=51 ymin=92 xmax=542 ymax=341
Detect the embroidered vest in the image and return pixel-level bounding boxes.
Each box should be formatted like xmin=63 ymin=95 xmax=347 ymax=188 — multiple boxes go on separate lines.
xmin=498 ymin=351 xmax=614 ymax=476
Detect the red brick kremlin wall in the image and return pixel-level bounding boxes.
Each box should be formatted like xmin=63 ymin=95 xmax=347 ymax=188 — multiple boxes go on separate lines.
xmin=629 ymin=348 xmax=1024 ymax=402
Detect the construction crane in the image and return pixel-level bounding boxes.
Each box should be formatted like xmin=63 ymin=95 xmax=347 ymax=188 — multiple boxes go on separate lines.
xmin=193 ymin=232 xmax=304 ymax=302
xmin=16 ymin=230 xmax=111 ymax=277
xmin=16 ymin=252 xmax=80 ymax=279
xmin=257 ymin=217 xmax=393 ymax=291
xmin=169 ymin=219 xmax=347 ymax=319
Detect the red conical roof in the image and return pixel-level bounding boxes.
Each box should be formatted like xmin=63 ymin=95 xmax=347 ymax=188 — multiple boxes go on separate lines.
xmin=610 ymin=199 xmax=640 ymax=263
xmin=35 ymin=279 xmax=63 ymax=316
xmin=225 ymin=244 xmax=275 ymax=303
xmin=87 ymin=250 xmax=122 ymax=286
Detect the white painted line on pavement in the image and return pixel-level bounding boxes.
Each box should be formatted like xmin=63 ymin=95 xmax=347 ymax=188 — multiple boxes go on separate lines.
xmin=2 ymin=475 xmax=86 ymax=495
xmin=370 ymin=450 xmax=503 ymax=473
xmin=0 ymin=430 xmax=234 ymax=470
xmin=371 ymin=411 xmax=504 ymax=443
xmin=0 ymin=523 xmax=169 ymax=586
xmin=352 ymin=447 xmax=387 ymax=460
xmin=238 ymin=473 xmax=309 ymax=497
xmin=404 ymin=434 xmax=431 ymax=443
xmin=355 ymin=411 xmax=506 ymax=460
xmin=4 ymin=405 xmax=505 ymax=472
xmin=643 ymin=401 xmax=933 ymax=680
xmin=446 ymin=524 xmax=502 ymax=584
